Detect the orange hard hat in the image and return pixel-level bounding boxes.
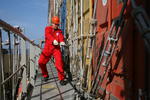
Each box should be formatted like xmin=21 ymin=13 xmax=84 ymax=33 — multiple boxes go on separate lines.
xmin=52 ymin=16 xmax=60 ymax=24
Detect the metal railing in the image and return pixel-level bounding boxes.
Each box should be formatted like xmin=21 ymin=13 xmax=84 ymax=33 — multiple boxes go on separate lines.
xmin=0 ymin=19 xmax=42 ymax=100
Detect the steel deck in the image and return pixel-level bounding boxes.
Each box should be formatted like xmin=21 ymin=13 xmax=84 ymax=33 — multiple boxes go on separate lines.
xmin=31 ymin=62 xmax=74 ymax=100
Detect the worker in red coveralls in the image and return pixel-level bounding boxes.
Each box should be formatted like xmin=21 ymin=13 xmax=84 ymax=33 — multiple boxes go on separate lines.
xmin=38 ymin=16 xmax=67 ymax=85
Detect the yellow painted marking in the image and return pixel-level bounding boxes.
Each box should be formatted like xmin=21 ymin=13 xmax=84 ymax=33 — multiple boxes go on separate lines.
xmin=42 ymin=84 xmax=56 ymax=89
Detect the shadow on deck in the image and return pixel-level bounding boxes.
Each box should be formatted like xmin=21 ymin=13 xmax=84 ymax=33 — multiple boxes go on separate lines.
xmin=31 ymin=62 xmax=74 ymax=100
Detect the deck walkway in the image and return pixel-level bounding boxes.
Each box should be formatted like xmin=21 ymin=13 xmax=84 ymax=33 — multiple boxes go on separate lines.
xmin=31 ymin=62 xmax=74 ymax=100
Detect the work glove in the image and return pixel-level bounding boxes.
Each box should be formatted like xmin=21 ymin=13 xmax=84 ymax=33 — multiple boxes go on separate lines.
xmin=60 ymin=42 xmax=66 ymax=46
xmin=53 ymin=40 xmax=58 ymax=45
xmin=60 ymin=42 xmax=66 ymax=52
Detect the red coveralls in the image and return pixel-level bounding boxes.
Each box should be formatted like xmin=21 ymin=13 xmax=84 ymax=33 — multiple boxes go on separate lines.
xmin=38 ymin=26 xmax=65 ymax=80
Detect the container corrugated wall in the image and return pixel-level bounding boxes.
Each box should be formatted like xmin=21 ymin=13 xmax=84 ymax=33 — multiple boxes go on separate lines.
xmin=64 ymin=0 xmax=150 ymax=99
xmin=94 ymin=0 xmax=150 ymax=99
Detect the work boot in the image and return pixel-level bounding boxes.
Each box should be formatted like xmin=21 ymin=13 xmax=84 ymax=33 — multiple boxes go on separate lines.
xmin=59 ymin=80 xmax=67 ymax=86
xmin=42 ymin=76 xmax=49 ymax=82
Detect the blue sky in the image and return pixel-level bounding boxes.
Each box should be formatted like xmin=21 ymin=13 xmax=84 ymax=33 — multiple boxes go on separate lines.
xmin=0 ymin=0 xmax=48 ymax=41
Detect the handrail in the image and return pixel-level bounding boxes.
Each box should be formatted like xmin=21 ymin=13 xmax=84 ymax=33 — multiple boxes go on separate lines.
xmin=0 ymin=19 xmax=41 ymax=49
xmin=0 ymin=19 xmax=42 ymax=99
xmin=1 ymin=65 xmax=26 ymax=85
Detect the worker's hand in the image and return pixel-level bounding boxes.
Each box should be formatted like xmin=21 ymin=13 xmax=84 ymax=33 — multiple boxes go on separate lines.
xmin=60 ymin=42 xmax=66 ymax=46
xmin=53 ymin=40 xmax=58 ymax=45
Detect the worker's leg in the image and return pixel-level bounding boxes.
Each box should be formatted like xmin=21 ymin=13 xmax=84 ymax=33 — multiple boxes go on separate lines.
xmin=53 ymin=49 xmax=65 ymax=80
xmin=38 ymin=52 xmax=51 ymax=78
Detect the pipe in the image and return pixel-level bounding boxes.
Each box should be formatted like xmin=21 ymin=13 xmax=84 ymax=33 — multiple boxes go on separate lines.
xmin=80 ymin=0 xmax=84 ymax=80
xmin=81 ymin=0 xmax=83 ymax=38
xmin=0 ymin=29 xmax=5 ymax=100
xmin=7 ymin=31 xmax=14 ymax=100
xmin=1 ymin=65 xmax=25 ymax=85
